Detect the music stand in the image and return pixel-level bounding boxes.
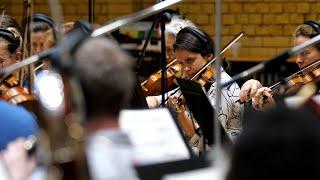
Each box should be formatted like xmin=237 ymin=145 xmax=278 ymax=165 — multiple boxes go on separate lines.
xmin=127 ymin=76 xmax=149 ymax=109
xmin=135 ymin=157 xmax=209 ymax=180
xmin=175 ymin=77 xmax=228 ymax=145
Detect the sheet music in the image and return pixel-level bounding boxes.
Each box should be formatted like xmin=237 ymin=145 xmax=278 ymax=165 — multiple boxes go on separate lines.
xmin=119 ymin=108 xmax=191 ymax=165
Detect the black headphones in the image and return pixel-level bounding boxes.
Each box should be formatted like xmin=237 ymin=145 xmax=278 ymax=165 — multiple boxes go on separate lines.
xmin=32 ymin=13 xmax=55 ymax=29
xmin=304 ymin=20 xmax=320 ymax=37
xmin=178 ymin=26 xmax=213 ymax=55
xmin=31 ymin=13 xmax=58 ymax=41
xmin=22 ymin=13 xmax=55 ymax=30
xmin=0 ymin=28 xmax=20 ymax=53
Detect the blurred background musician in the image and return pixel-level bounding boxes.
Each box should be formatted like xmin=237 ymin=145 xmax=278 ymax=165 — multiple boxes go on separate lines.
xmin=74 ymin=37 xmax=138 ymax=180
xmin=20 ymin=13 xmax=57 ymax=88
xmin=27 ymin=13 xmax=57 ymax=56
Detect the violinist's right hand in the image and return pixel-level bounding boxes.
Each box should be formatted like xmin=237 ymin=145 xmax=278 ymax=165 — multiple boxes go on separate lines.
xmin=239 ymin=79 xmax=263 ymax=103
xmin=252 ymin=87 xmax=275 ymax=111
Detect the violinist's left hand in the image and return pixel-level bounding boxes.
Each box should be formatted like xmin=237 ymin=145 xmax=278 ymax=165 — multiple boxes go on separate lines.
xmin=252 ymin=87 xmax=276 ymax=111
xmin=167 ymin=96 xmax=181 ymax=112
xmin=240 ymin=79 xmax=263 ymax=103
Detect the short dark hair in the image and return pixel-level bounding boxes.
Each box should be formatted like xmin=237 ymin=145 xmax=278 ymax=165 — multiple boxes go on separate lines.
xmin=228 ymin=106 xmax=320 ymax=180
xmin=74 ymin=37 xmax=134 ymax=116
xmin=294 ymin=21 xmax=320 ymax=50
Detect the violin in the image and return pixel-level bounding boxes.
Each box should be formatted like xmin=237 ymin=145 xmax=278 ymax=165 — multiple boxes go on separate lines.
xmin=141 ymin=59 xmax=183 ymax=96
xmin=197 ymin=68 xmax=215 ymax=87
xmin=269 ymin=60 xmax=320 ymax=95
xmin=0 ymin=75 xmax=39 ymax=117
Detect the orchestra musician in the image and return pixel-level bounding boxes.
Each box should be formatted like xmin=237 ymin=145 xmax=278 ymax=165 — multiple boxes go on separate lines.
xmin=74 ymin=37 xmax=138 ymax=179
xmin=147 ymin=26 xmax=243 ymax=146
xmin=239 ymin=21 xmax=320 ymax=110
xmin=20 ymin=14 xmax=57 ymax=87
xmin=140 ymin=15 xmax=195 ymax=96
xmin=27 ymin=13 xmax=56 ymax=56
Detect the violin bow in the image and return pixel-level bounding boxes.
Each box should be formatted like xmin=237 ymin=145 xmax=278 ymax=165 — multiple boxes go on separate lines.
xmin=20 ymin=0 xmax=31 ymax=87
xmin=191 ymin=31 xmax=244 ymax=81
xmin=269 ymin=59 xmax=320 ymax=93
xmin=0 ymin=7 xmax=5 ymax=27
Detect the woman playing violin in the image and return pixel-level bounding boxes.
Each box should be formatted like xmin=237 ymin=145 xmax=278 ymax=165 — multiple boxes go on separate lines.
xmin=141 ymin=15 xmax=195 ymax=96
xmin=240 ymin=21 xmax=320 ymax=110
xmin=147 ymin=26 xmax=243 ymax=143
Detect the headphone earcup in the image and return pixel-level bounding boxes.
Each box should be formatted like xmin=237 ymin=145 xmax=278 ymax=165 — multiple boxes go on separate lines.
xmin=8 ymin=37 xmax=20 ymax=53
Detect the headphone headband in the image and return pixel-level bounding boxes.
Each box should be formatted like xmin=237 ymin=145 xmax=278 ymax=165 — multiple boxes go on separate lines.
xmin=180 ymin=26 xmax=208 ymax=44
xmin=32 ymin=13 xmax=54 ymax=29
xmin=304 ymin=20 xmax=320 ymax=35
xmin=177 ymin=26 xmax=212 ymax=55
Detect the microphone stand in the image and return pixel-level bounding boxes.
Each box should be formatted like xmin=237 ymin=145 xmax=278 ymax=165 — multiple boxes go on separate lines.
xmin=135 ymin=3 xmax=171 ymax=107
xmin=88 ymin=0 xmax=94 ymax=24
xmin=159 ymin=7 xmax=171 ymax=107
xmin=135 ymin=15 xmax=160 ymax=73
xmin=207 ymin=0 xmax=226 ymax=166
xmin=0 ymin=0 xmax=183 ymax=82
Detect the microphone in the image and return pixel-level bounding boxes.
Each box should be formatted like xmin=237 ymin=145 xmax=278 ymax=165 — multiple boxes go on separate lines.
xmin=222 ymin=51 xmax=291 ymax=88
xmin=222 ymin=33 xmax=320 ymax=88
